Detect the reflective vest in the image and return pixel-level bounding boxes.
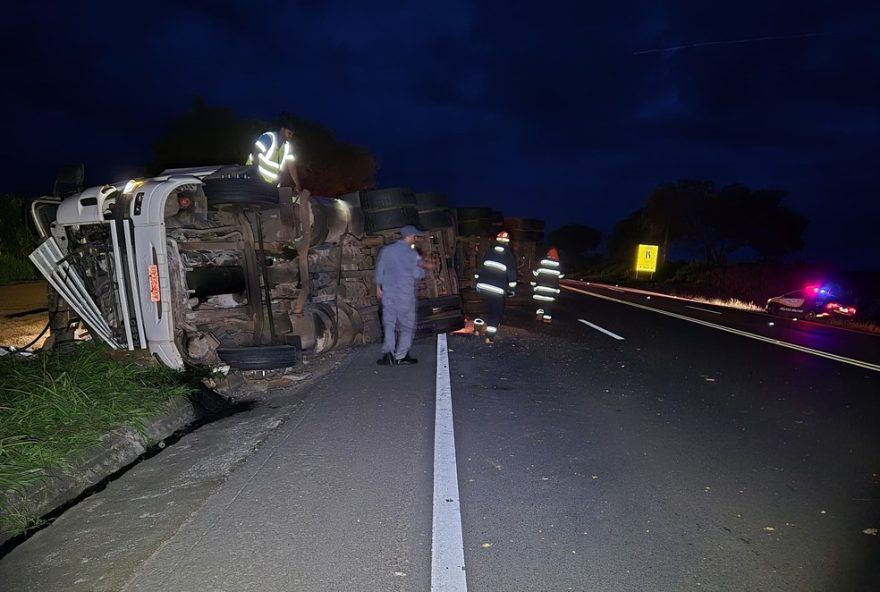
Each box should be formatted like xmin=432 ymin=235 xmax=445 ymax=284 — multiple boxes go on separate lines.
xmin=246 ymin=131 xmax=295 ymax=185
xmin=530 ymin=257 xmax=563 ymax=303
xmin=475 ymin=243 xmax=517 ymax=296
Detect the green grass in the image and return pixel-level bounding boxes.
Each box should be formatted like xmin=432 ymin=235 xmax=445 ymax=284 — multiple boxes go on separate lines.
xmin=0 ymin=253 xmax=38 ymax=284
xmin=0 ymin=343 xmax=194 ymax=535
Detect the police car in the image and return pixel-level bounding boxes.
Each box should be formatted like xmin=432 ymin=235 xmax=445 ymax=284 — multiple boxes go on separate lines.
xmin=766 ymin=285 xmax=857 ymax=320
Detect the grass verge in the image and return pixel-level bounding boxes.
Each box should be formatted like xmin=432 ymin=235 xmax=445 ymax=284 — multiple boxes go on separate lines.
xmin=0 ymin=343 xmax=194 ymax=534
xmin=0 ymin=253 xmax=37 ymax=285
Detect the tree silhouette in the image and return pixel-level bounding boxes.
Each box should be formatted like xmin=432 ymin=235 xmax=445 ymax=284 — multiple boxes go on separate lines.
xmin=548 ymin=224 xmax=602 ymax=257
xmin=149 ymin=98 xmax=377 ymax=195
xmin=636 ymin=180 xmax=808 ymax=265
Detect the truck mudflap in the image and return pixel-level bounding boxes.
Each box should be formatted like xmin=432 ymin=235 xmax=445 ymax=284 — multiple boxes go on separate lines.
xmin=29 ymin=237 xmax=123 ymax=348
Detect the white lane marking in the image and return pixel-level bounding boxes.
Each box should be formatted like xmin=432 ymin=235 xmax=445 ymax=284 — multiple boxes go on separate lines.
xmin=686 ymin=305 xmax=722 ymax=315
xmin=432 ymin=333 xmax=468 ymax=591
xmin=564 ymin=284 xmax=880 ymax=373
xmin=578 ymin=319 xmax=625 ymax=340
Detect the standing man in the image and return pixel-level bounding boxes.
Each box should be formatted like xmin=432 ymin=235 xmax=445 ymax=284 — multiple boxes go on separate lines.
xmin=531 ymin=247 xmax=563 ymax=323
xmin=375 ymin=225 xmax=432 ymax=366
xmin=474 ymin=230 xmax=517 ymax=343
xmin=247 ymin=119 xmax=302 ymax=193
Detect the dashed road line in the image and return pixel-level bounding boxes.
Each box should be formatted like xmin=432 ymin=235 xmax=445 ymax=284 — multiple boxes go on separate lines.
xmin=578 ymin=319 xmax=625 ymax=340
xmin=565 ymin=284 xmax=880 ymax=373
xmin=431 ymin=333 xmax=468 ymax=591
xmin=686 ymin=305 xmax=722 ymax=315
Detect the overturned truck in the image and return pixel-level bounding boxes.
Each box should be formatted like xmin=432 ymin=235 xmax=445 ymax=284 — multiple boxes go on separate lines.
xmin=28 ymin=167 xmax=472 ymax=372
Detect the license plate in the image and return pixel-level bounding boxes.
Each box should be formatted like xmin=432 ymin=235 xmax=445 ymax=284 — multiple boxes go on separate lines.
xmin=148 ymin=264 xmax=161 ymax=302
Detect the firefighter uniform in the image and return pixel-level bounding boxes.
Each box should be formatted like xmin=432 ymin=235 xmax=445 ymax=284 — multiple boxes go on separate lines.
xmin=531 ymin=248 xmax=563 ymax=323
xmin=474 ymin=231 xmax=517 ymax=342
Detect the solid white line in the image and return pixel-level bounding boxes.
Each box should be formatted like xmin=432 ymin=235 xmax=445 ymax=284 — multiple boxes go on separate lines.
xmin=578 ymin=318 xmax=625 ymax=340
xmin=686 ymin=305 xmax=722 ymax=315
xmin=431 ymin=333 xmax=469 ymax=591
xmin=564 ymin=284 xmax=880 ymax=373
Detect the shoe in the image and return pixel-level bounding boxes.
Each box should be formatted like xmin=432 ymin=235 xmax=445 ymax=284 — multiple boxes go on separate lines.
xmin=484 ymin=337 xmax=493 ymax=345
xmin=397 ymin=353 xmax=418 ymax=365
xmin=376 ymin=353 xmax=397 ymax=366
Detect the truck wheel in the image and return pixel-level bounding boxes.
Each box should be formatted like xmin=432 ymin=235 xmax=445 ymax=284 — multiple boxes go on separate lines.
xmin=216 ymin=344 xmax=299 ymax=370
xmin=504 ymin=217 xmax=545 ymax=231
xmin=508 ymin=229 xmax=544 ymax=242
xmin=415 ymin=192 xmax=448 ymax=210
xmin=203 ymin=178 xmax=279 ymax=207
xmin=364 ymin=207 xmax=420 ymax=233
xmin=418 ymin=209 xmax=453 ymax=229
xmin=360 ymin=188 xmax=415 ymax=211
xmin=457 ymin=219 xmax=495 ymax=236
xmin=455 ymin=207 xmax=493 ymax=221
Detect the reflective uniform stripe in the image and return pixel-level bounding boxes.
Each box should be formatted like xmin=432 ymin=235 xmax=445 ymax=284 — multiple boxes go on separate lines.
xmin=484 ymin=260 xmax=507 ymax=271
xmin=533 ymin=294 xmax=555 ymax=302
xmin=476 ymin=282 xmax=505 ymax=295
xmin=540 ymin=259 xmax=559 ymax=267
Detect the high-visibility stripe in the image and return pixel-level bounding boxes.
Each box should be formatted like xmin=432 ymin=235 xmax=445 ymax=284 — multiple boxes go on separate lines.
xmin=494 ymin=246 xmax=505 ymax=253
xmin=476 ymin=282 xmax=505 ymax=295
xmin=534 ymin=286 xmax=559 ymax=294
xmin=533 ymin=294 xmax=555 ymax=302
xmin=486 ymin=326 xmax=497 ymax=334
xmin=540 ymin=259 xmax=559 ymax=267
xmin=473 ymin=318 xmax=485 ymax=326
xmin=535 ymin=308 xmax=544 ymax=315
xmin=508 ymin=282 xmax=517 ymax=288
xmin=485 ymin=260 xmax=507 ymax=271
xmin=537 ymin=268 xmax=561 ymax=276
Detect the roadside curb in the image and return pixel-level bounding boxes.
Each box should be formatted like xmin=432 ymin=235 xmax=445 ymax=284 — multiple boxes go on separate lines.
xmin=0 ymin=395 xmax=202 ymax=547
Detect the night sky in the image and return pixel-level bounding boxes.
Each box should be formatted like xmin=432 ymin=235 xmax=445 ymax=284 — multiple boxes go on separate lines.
xmin=2 ymin=1 xmax=878 ymax=270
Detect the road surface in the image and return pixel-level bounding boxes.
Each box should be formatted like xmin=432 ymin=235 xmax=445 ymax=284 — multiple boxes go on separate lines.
xmin=2 ymin=281 xmax=878 ymax=591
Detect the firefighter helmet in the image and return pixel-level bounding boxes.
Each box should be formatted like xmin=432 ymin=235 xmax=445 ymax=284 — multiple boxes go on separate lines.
xmin=546 ymin=247 xmax=559 ymax=261
xmin=496 ymin=230 xmax=510 ymax=243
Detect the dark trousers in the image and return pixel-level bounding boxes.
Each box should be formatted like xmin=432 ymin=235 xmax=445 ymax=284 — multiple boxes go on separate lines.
xmin=480 ymin=292 xmax=504 ymax=336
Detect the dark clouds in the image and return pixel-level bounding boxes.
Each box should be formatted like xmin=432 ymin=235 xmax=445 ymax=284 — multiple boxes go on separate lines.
xmin=2 ymin=1 xmax=878 ymax=269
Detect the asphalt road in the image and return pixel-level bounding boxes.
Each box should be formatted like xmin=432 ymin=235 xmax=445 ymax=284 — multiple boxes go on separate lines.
xmin=2 ymin=283 xmax=879 ymax=591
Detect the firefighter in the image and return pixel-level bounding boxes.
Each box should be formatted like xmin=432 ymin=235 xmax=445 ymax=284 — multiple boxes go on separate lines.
xmin=474 ymin=230 xmax=517 ymax=343
xmin=246 ymin=120 xmax=302 ymax=192
xmin=531 ymin=247 xmax=563 ymax=323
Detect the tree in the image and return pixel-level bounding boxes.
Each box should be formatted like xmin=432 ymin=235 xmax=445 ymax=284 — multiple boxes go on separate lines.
xmin=148 ymin=97 xmax=257 ymax=174
xmin=548 ymin=224 xmax=602 ymax=256
xmin=636 ymin=179 xmax=808 ymax=265
xmin=149 ymin=98 xmax=377 ymax=195
xmin=606 ymin=208 xmax=644 ymax=263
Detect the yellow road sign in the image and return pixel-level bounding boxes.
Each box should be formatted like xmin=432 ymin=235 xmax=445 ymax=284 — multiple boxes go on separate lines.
xmin=636 ymin=244 xmax=659 ymax=273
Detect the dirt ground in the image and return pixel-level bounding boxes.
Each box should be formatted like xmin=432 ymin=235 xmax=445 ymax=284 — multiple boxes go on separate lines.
xmin=0 ymin=280 xmax=50 ymax=350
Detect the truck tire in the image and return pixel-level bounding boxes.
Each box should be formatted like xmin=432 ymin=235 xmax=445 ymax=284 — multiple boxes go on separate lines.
xmin=216 ymin=344 xmax=299 ymax=370
xmin=415 ymin=192 xmax=448 ymax=210
xmin=456 ymin=207 xmax=493 ymax=221
xmin=203 ymin=178 xmax=279 ymax=207
xmin=364 ymin=207 xmax=420 ymax=233
xmin=504 ymin=217 xmax=545 ymax=231
xmin=508 ymin=229 xmax=544 ymax=242
xmin=457 ymin=218 xmax=495 ymax=236
xmin=360 ymin=188 xmax=415 ymax=211
xmin=418 ymin=209 xmax=453 ymax=229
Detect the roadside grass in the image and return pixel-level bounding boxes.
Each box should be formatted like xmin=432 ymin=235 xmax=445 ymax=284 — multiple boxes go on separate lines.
xmin=0 ymin=253 xmax=37 ymax=285
xmin=677 ymin=295 xmax=765 ymax=312
xmin=0 ymin=343 xmax=194 ymax=535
